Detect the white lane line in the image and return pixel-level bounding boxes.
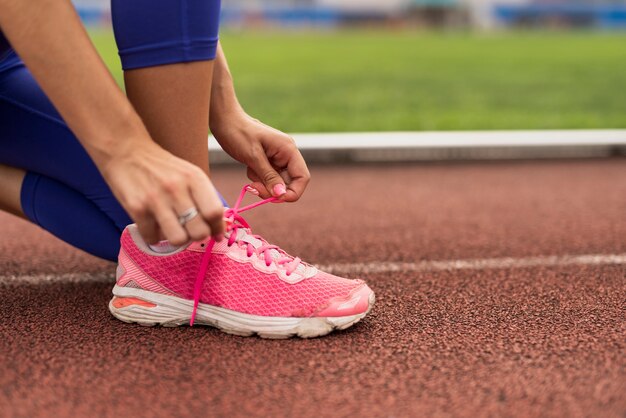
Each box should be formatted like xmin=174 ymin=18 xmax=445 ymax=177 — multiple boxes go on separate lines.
xmin=0 ymin=273 xmax=114 ymax=285
xmin=0 ymin=253 xmax=624 ymax=285
xmin=317 ymin=253 xmax=626 ymax=275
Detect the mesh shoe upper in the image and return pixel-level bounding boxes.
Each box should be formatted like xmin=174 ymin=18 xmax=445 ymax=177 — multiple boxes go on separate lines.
xmin=119 ymin=228 xmax=365 ymax=317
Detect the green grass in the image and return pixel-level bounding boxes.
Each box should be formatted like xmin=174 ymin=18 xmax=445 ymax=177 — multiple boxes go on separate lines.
xmin=91 ymin=30 xmax=626 ymax=132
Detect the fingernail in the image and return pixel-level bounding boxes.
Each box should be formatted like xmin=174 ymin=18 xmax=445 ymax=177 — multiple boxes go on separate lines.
xmin=246 ymin=186 xmax=260 ymax=195
xmin=273 ymin=184 xmax=287 ymax=196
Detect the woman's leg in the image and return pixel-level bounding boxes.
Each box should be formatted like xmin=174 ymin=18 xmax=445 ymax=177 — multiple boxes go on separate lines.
xmin=0 ymin=164 xmax=24 ymax=218
xmin=0 ymin=163 xmax=122 ymax=260
xmin=0 ymin=52 xmax=131 ymax=231
xmin=20 ymin=171 xmax=124 ymax=260
xmin=0 ymin=54 xmax=130 ymax=260
xmin=123 ymin=62 xmax=213 ymax=174
xmin=111 ymin=0 xmax=221 ymax=175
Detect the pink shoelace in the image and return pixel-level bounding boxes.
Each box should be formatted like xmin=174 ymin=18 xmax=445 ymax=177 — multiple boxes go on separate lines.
xmin=189 ymin=185 xmax=302 ymax=325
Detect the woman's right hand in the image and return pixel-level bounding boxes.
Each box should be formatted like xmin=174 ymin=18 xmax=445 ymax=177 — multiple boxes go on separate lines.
xmin=101 ymin=142 xmax=225 ymax=246
xmin=0 ymin=0 xmax=224 ymax=246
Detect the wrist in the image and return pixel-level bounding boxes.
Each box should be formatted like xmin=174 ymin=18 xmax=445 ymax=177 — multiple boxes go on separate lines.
xmin=210 ymin=102 xmax=249 ymax=137
xmin=86 ymin=109 xmax=154 ymax=171
xmin=209 ymin=77 xmax=245 ymax=125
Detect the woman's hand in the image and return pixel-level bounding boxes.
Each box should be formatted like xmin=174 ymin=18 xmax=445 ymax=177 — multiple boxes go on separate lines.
xmin=208 ymin=43 xmax=309 ymax=201
xmin=0 ymin=0 xmax=225 ymax=245
xmin=211 ymin=112 xmax=310 ymax=202
xmin=101 ymin=141 xmax=225 ymax=245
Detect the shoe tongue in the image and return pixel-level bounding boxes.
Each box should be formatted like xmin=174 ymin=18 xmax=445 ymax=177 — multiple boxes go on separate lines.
xmin=232 ymin=228 xmax=280 ymax=260
xmin=236 ymin=228 xmax=262 ymax=247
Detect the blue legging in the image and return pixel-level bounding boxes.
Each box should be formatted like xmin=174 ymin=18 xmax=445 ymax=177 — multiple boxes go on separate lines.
xmin=0 ymin=0 xmax=222 ymax=261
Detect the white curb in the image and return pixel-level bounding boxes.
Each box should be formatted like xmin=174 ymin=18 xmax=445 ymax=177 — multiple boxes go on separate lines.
xmin=209 ymin=129 xmax=626 ymax=163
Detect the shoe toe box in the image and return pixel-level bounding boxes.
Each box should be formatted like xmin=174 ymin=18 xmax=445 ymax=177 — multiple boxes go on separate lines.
xmin=312 ymin=284 xmax=374 ymax=317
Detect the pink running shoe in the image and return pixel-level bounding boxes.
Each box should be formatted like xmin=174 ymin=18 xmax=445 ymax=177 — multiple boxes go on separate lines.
xmin=109 ymin=185 xmax=375 ymax=338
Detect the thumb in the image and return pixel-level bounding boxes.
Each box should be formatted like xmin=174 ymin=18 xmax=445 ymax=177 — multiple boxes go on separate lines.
xmin=251 ymin=157 xmax=286 ymax=198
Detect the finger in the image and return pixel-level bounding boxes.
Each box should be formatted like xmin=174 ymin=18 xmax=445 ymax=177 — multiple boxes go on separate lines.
xmin=171 ymin=189 xmax=212 ymax=242
xmin=190 ymin=175 xmax=225 ymax=239
xmin=127 ymin=198 xmax=161 ymax=244
xmin=282 ymin=149 xmax=310 ymax=202
xmin=246 ymin=167 xmax=271 ymax=198
xmin=248 ymin=151 xmax=287 ymax=199
xmin=151 ymin=199 xmax=189 ymax=246
xmin=135 ymin=215 xmax=160 ymax=245
xmin=247 ymin=165 xmax=292 ymax=199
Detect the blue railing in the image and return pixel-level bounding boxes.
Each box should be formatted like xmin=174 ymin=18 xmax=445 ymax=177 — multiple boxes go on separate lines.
xmin=494 ymin=3 xmax=626 ymax=29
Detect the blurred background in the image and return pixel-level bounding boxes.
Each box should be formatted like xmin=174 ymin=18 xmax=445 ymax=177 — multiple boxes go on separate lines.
xmin=75 ymin=0 xmax=626 ymax=133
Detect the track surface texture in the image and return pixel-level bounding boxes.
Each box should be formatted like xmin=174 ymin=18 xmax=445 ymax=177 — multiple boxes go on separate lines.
xmin=1 ymin=159 xmax=625 ymax=418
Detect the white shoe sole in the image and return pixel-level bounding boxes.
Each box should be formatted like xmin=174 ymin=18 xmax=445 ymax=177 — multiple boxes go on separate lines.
xmin=109 ymin=285 xmax=375 ymax=339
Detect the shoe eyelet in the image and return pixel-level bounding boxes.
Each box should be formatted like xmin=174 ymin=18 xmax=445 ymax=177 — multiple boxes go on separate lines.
xmin=200 ymin=243 xmax=205 ymax=248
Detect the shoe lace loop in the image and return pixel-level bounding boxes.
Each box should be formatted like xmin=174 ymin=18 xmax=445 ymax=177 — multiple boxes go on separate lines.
xmin=189 ymin=185 xmax=300 ymax=325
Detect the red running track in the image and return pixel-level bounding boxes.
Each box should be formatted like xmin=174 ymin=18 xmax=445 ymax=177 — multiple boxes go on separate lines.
xmin=0 ymin=159 xmax=625 ymax=417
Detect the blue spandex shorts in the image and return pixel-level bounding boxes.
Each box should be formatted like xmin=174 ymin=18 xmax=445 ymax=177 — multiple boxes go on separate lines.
xmin=0 ymin=0 xmax=222 ymax=261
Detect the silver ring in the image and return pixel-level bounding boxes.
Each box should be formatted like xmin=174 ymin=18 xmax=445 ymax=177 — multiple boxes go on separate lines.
xmin=178 ymin=207 xmax=199 ymax=226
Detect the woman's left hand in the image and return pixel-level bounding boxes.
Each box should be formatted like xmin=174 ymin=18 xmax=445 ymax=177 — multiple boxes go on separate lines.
xmin=211 ymin=112 xmax=310 ymax=202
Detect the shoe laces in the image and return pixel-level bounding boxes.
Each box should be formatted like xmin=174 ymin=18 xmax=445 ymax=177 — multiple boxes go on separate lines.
xmin=189 ymin=185 xmax=302 ymax=325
